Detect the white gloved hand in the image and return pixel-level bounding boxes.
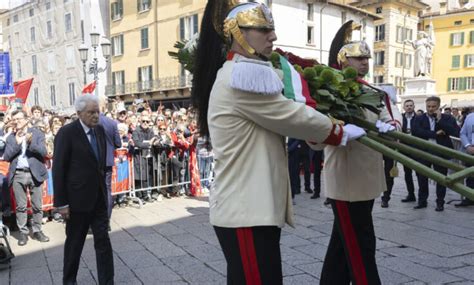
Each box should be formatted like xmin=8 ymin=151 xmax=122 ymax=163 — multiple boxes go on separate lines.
xmin=340 ymin=124 xmax=366 ymax=146
xmin=376 ymin=120 xmax=395 ymax=133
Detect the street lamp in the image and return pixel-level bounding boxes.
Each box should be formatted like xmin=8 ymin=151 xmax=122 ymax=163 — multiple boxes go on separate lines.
xmin=79 ymin=30 xmax=111 ymax=96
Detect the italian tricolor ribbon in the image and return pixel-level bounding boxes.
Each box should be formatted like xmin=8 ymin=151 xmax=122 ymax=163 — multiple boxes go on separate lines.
xmin=279 ymin=55 xmax=317 ymax=109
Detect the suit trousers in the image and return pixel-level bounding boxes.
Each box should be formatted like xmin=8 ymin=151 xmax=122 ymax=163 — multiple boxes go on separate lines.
xmin=312 ymin=150 xmax=324 ymax=195
xmin=416 ymin=159 xmax=448 ymax=205
xmin=214 ymin=226 xmax=282 ymax=285
xmin=12 ymin=170 xmax=43 ymax=234
xmin=403 ymin=164 xmax=415 ymax=196
xmin=105 ymin=167 xmax=113 ymax=219
xmin=381 ymin=156 xmax=394 ymax=202
xmin=63 ymin=193 xmax=114 ymax=285
xmin=321 ymin=199 xmax=381 ymax=285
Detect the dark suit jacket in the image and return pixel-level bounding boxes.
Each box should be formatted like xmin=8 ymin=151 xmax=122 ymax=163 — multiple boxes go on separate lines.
xmin=3 ymin=127 xmax=48 ymax=187
xmin=99 ymin=114 xmax=121 ymax=167
xmin=52 ymin=120 xmax=107 ymax=212
xmin=402 ymin=113 xmax=416 ymax=133
xmin=412 ymin=113 xmax=460 ymax=151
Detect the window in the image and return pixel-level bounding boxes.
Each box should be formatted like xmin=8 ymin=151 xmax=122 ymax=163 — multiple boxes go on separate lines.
xmin=404 ymin=54 xmax=412 ymax=69
xmin=179 ymin=14 xmax=199 ymax=41
xmin=46 ymin=1 xmax=51 ymax=10
xmin=141 ymin=27 xmax=149 ymax=50
xmin=111 ymin=34 xmax=124 ymax=56
xmin=452 ymin=55 xmax=461 ymax=68
xmin=48 ymin=51 xmax=56 ymax=73
xmin=307 ymin=4 xmax=314 ymax=21
xmin=454 ymin=21 xmax=462 ymax=26
xmin=16 ymin=59 xmax=21 ymax=79
xmin=47 ymin=20 xmax=53 ymax=38
xmin=374 ymin=75 xmax=384 ymax=84
xmin=65 ymin=13 xmax=72 ymax=32
xmin=29 ymin=9 xmax=34 ymax=17
xmin=465 ymin=54 xmax=474 ymax=67
xmin=30 ymin=27 xmax=36 ymax=42
xmin=138 ymin=66 xmax=153 ymax=91
xmin=66 ymin=45 xmax=75 ymax=67
xmin=470 ymin=31 xmax=474 ymax=44
xmin=466 ymin=77 xmax=474 ymax=90
xmin=68 ymin=82 xmax=75 ymax=106
xmin=13 ymin=15 xmax=18 ymax=23
xmin=6 ymin=18 xmax=9 ymax=27
xmin=50 ymin=85 xmax=56 ymax=106
xmin=32 ymin=55 xmax=37 ymax=75
xmin=34 ymin=88 xmax=39 ymax=105
xmin=394 ymin=76 xmax=404 ymax=95
xmin=111 ymin=0 xmax=123 ymax=21
xmin=137 ymin=0 xmax=151 ymax=12
xmin=374 ymin=51 xmax=384 ymax=65
xmin=396 ymin=52 xmax=403 ymax=67
xmin=307 ymin=26 xmax=315 ymax=45
xmin=14 ymin=32 xmax=19 ymax=47
xmin=341 ymin=11 xmax=347 ymax=24
xmin=375 ymin=24 xmax=385 ymax=42
xmin=112 ymin=71 xmax=125 ymax=94
xmin=375 ymin=7 xmax=382 ymax=14
xmin=396 ymin=26 xmax=412 ymax=43
xmin=451 ymin=32 xmax=464 ymax=46
xmin=471 ymin=19 xmax=474 ymax=24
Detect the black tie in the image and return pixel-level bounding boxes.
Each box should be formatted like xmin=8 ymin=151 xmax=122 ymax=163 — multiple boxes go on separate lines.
xmin=88 ymin=129 xmax=99 ymax=161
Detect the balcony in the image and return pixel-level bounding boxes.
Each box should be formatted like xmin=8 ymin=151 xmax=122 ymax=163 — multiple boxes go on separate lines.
xmin=105 ymin=75 xmax=192 ymax=97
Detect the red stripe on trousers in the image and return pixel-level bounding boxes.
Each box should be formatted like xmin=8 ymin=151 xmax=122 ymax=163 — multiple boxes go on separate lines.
xmin=335 ymin=201 xmax=369 ymax=285
xmin=236 ymin=228 xmax=262 ymax=285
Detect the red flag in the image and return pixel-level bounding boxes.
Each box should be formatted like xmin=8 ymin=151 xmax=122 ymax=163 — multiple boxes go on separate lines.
xmin=12 ymin=78 xmax=34 ymax=103
xmin=82 ymin=81 xmax=96 ymax=94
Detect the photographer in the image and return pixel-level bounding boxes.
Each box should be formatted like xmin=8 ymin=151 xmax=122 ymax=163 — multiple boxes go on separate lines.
xmin=151 ymin=123 xmax=174 ymax=197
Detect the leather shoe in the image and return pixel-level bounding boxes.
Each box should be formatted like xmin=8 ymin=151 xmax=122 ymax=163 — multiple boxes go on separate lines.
xmin=381 ymin=200 xmax=389 ymax=208
xmin=305 ymin=188 xmax=313 ymax=194
xmin=454 ymin=199 xmax=474 ymax=207
xmin=310 ymin=193 xmax=320 ymax=199
xmin=18 ymin=233 xmax=28 ymax=246
xmin=414 ymin=203 xmax=427 ymax=209
xmin=401 ymin=195 xmax=416 ymax=203
xmin=33 ymin=231 xmax=50 ymax=242
xmin=323 ymin=198 xmax=331 ymax=206
xmin=435 ymin=205 xmax=444 ymax=212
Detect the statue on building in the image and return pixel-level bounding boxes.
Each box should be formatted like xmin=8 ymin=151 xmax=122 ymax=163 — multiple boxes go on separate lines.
xmin=406 ymin=31 xmax=435 ymax=77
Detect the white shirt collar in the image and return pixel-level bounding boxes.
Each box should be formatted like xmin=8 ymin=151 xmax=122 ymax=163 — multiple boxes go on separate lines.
xmin=79 ymin=119 xmax=91 ymax=135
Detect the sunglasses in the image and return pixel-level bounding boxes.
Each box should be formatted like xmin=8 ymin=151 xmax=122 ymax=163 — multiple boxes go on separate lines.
xmin=142 ymin=120 xmax=150 ymax=123
xmin=159 ymin=128 xmax=167 ymax=131
xmin=119 ymin=112 xmax=127 ymax=115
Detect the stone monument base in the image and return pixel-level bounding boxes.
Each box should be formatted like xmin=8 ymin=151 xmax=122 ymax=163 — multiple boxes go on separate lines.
xmin=400 ymin=77 xmax=437 ymax=111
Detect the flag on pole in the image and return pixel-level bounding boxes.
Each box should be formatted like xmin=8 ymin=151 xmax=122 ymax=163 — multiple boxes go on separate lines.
xmin=82 ymin=81 xmax=96 ymax=94
xmin=279 ymin=55 xmax=317 ymax=109
xmin=12 ymin=78 xmax=34 ymax=103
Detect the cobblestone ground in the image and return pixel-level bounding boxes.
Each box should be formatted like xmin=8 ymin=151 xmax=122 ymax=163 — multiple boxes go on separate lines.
xmin=1 ymin=171 xmax=474 ymax=284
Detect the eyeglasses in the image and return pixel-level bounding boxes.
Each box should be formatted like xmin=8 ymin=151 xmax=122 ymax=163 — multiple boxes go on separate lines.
xmin=119 ymin=112 xmax=127 ymax=115
xmin=142 ymin=120 xmax=150 ymax=123
xmin=159 ymin=128 xmax=167 ymax=131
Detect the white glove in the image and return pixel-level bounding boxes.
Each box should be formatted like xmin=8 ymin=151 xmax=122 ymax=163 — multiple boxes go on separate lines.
xmin=340 ymin=124 xmax=366 ymax=146
xmin=376 ymin=120 xmax=395 ymax=133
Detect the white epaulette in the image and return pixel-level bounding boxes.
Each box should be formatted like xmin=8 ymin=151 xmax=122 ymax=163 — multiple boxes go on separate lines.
xmin=230 ymin=56 xmax=284 ymax=96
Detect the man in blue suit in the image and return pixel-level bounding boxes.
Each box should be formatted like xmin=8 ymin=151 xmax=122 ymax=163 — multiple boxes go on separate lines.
xmin=411 ymin=96 xmax=460 ymax=211
xmin=4 ymin=110 xmax=49 ymax=246
xmin=457 ymin=110 xmax=474 ymax=207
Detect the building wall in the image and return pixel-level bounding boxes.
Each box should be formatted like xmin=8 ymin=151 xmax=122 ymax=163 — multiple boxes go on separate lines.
xmin=423 ymin=10 xmax=474 ymax=106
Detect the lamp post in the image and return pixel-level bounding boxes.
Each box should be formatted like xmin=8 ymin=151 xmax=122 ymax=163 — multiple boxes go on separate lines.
xmin=78 ymin=31 xmax=111 ymax=96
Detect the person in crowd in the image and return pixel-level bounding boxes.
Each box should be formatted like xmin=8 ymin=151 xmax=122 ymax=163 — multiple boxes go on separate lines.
xmin=53 ymin=94 xmax=114 ymax=285
xmin=443 ymin=107 xmax=452 ymax=116
xmin=400 ymin=99 xmax=417 ymax=203
xmin=4 ymin=110 xmax=50 ymax=246
xmin=31 ymin=105 xmax=43 ymax=120
xmin=192 ymin=3 xmax=365 ymax=284
xmin=456 ymin=108 xmax=474 ymax=207
xmin=116 ymin=107 xmax=128 ymax=124
xmin=320 ymin=20 xmax=402 ymax=284
xmin=452 ymin=107 xmax=463 ymax=127
xmin=310 ymin=149 xmax=324 ymax=199
xmin=412 ymin=96 xmax=460 ymax=211
xmin=288 ymin=138 xmax=305 ymax=199
xmin=416 ymin=109 xmax=425 ymax=116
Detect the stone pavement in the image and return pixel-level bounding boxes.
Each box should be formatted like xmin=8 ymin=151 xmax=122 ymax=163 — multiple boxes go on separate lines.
xmin=1 ymin=174 xmax=474 ymax=284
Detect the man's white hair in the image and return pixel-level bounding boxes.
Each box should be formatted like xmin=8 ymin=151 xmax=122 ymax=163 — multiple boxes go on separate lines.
xmin=75 ymin=94 xmax=99 ymax=112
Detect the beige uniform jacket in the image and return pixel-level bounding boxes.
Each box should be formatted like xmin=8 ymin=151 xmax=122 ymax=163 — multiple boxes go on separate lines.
xmin=323 ymin=99 xmax=402 ymax=202
xmin=208 ymin=56 xmax=336 ymax=228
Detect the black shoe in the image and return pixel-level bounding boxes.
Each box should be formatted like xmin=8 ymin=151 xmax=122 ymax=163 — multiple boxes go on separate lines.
xmin=323 ymin=198 xmax=331 ymax=206
xmin=401 ymin=195 xmax=416 ymax=203
xmin=414 ymin=203 xmax=427 ymax=209
xmin=435 ymin=204 xmax=444 ymax=212
xmin=33 ymin=231 xmax=50 ymax=242
xmin=305 ymin=188 xmax=313 ymax=194
xmin=18 ymin=233 xmax=28 ymax=246
xmin=454 ymin=199 xmax=474 ymax=207
xmin=310 ymin=193 xmax=320 ymax=199
xmin=381 ymin=200 xmax=389 ymax=208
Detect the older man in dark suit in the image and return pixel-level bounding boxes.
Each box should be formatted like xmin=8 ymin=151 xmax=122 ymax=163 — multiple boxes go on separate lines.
xmin=53 ymin=94 xmax=114 ymax=285
xmin=412 ymin=96 xmax=460 ymax=211
xmin=4 ymin=109 xmax=49 ymax=246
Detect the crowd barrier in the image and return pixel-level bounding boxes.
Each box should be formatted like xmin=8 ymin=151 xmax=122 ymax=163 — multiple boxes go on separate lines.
xmin=2 ymin=147 xmax=214 ymax=213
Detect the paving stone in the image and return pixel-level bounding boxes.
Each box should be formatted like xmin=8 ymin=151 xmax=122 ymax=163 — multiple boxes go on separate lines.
xmin=182 ymin=243 xmax=225 ymax=263
xmin=9 ymin=249 xmax=47 ymax=270
xmin=292 ymin=244 xmax=327 ymax=260
xmin=451 ymin=253 xmax=474 ymax=266
xmin=283 ymin=273 xmax=319 ymax=284
xmin=112 ymin=239 xmax=146 ymax=253
xmin=447 ymin=266 xmax=474 ymax=281
xmin=152 ymin=222 xmax=188 ymax=236
xmin=294 ymin=262 xmax=323 ymax=278
xmin=282 ymin=262 xmax=304 ymax=276
xmin=138 ymin=234 xmax=187 ymax=258
xmin=118 ymin=250 xmax=163 ymax=269
xmin=206 ymin=259 xmax=227 ymax=275
xmin=161 ymin=255 xmax=224 ymax=283
xmin=167 ymin=233 xmax=207 ymax=247
xmin=11 ymin=266 xmax=53 ymax=284
xmin=51 ymin=269 xmax=97 ymax=285
xmin=408 ymin=219 xmax=474 ymax=239
xmin=378 ymin=257 xmax=462 ymax=283
xmin=280 ymin=234 xmax=312 ymax=248
xmin=381 ymin=246 xmax=424 ymax=257
xmin=134 ymin=265 xmax=183 ymax=284
xmin=406 ymin=253 xmax=467 ymax=269
xmin=281 ymin=246 xmax=318 ymax=266
xmin=378 ymin=266 xmax=414 ymax=284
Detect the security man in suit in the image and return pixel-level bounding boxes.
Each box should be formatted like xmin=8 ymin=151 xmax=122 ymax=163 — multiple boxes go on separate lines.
xmin=53 ymin=94 xmax=114 ymax=285
xmin=400 ymin=99 xmax=417 ymax=202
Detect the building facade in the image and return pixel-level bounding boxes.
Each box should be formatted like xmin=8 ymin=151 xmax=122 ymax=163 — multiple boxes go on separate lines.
xmin=106 ymin=0 xmax=206 ymax=103
xmin=350 ymin=0 xmax=428 ymax=98
xmin=420 ymin=6 xmax=474 ymax=107
xmin=0 ymin=0 xmax=110 ymax=112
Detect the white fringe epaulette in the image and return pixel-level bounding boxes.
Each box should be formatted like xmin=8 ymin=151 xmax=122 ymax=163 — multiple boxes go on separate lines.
xmin=230 ymin=56 xmax=284 ymax=96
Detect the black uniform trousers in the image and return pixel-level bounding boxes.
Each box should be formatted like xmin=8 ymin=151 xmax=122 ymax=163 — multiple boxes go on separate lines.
xmin=321 ymin=199 xmax=381 ymax=285
xmin=312 ymin=150 xmax=324 ymax=195
xmin=381 ymin=156 xmax=394 ymax=202
xmin=63 ymin=193 xmax=114 ymax=285
xmin=214 ymin=226 xmax=282 ymax=285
